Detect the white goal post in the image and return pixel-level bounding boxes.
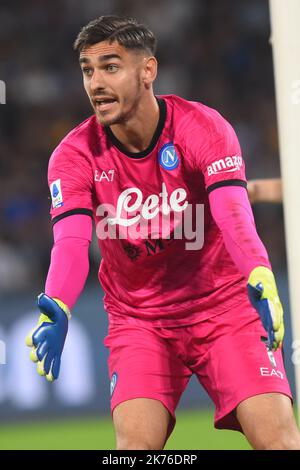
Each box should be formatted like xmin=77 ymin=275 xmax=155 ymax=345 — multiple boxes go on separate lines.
xmin=269 ymin=0 xmax=300 ymax=422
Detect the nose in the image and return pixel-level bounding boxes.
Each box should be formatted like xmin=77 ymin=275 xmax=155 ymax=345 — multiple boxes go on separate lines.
xmin=90 ymin=69 xmax=106 ymax=94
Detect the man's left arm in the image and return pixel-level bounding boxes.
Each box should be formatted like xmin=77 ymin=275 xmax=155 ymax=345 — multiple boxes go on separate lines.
xmin=209 ymin=185 xmax=284 ymax=351
xmin=187 ymin=109 xmax=284 ymax=350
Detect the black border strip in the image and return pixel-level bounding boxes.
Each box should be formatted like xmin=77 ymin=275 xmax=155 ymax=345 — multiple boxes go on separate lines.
xmin=104 ymin=98 xmax=167 ymax=159
xmin=207 ymin=179 xmax=247 ymax=194
xmin=52 ymin=208 xmax=93 ymax=226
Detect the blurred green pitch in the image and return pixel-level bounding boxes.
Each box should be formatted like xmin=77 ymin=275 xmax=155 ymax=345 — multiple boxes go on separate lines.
xmin=0 ymin=408 xmax=250 ymax=450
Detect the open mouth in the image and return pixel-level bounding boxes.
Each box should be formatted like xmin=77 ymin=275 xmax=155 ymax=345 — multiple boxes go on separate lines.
xmin=94 ymin=98 xmax=117 ymax=111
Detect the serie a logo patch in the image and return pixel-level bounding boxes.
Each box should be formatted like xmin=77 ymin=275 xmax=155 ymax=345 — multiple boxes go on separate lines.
xmin=158 ymin=143 xmax=179 ymax=170
xmin=50 ymin=179 xmax=63 ymax=208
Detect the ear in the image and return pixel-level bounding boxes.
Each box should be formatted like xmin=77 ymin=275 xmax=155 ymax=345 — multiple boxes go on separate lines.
xmin=141 ymin=56 xmax=157 ymax=88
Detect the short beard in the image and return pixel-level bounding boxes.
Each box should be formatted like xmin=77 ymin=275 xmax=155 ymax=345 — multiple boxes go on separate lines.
xmin=97 ymin=75 xmax=143 ymax=127
xmin=96 ymin=110 xmax=124 ymax=127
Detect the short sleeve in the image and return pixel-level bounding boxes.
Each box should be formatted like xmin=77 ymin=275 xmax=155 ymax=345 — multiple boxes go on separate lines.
xmin=187 ymin=110 xmax=247 ymax=193
xmin=48 ymin=143 xmax=94 ymax=224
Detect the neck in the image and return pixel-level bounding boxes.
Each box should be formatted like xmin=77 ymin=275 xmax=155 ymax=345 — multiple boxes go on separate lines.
xmin=109 ymin=93 xmax=160 ymax=153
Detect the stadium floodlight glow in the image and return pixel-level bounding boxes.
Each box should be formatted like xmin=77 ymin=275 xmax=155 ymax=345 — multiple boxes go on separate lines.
xmin=269 ymin=0 xmax=300 ymax=424
xmin=0 ymin=80 xmax=6 ymax=104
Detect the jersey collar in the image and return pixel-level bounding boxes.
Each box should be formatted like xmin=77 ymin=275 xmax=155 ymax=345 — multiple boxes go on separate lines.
xmin=104 ymin=97 xmax=167 ymax=159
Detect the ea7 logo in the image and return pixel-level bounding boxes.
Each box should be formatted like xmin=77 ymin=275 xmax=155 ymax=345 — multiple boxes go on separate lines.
xmin=95 ymin=170 xmax=115 ymax=182
xmin=260 ymin=367 xmax=283 ymax=379
xmin=207 ymin=155 xmax=243 ymax=176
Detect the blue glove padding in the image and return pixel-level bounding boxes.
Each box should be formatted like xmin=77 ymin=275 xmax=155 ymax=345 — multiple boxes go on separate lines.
xmin=247 ymin=266 xmax=284 ymax=351
xmin=247 ymin=283 xmax=275 ymax=350
xmin=26 ymin=293 xmax=70 ymax=381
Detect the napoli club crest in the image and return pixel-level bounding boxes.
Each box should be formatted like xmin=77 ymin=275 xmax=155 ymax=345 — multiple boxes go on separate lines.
xmin=159 ymin=143 xmax=179 ymax=170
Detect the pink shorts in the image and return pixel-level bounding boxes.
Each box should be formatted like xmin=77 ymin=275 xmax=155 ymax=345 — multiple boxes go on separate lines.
xmin=104 ymin=299 xmax=292 ymax=435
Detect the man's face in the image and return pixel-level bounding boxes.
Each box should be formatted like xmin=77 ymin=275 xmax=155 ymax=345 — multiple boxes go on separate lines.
xmin=79 ymin=41 xmax=149 ymax=126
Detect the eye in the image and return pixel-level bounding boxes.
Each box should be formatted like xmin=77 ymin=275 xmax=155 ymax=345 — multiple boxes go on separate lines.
xmin=106 ymin=64 xmax=119 ymax=73
xmin=82 ymin=67 xmax=93 ymax=77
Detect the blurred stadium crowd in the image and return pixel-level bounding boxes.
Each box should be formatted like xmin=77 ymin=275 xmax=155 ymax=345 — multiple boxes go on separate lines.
xmin=0 ymin=0 xmax=284 ymax=294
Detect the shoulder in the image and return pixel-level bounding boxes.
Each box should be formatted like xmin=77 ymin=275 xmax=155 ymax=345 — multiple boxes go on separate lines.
xmin=49 ymin=115 xmax=101 ymax=168
xmin=162 ymin=94 xmax=235 ymax=141
xmin=48 ymin=115 xmax=101 ymax=178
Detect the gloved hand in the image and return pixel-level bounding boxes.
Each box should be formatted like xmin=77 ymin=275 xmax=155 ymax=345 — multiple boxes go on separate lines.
xmin=25 ymin=293 xmax=70 ymax=382
xmin=247 ymin=266 xmax=284 ymax=351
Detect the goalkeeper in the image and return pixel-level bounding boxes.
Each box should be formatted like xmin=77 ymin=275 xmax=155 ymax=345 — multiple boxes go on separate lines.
xmin=26 ymin=16 xmax=300 ymax=450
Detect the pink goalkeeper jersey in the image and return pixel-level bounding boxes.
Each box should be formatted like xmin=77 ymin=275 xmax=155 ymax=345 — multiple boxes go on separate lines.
xmin=48 ymin=94 xmax=248 ymax=326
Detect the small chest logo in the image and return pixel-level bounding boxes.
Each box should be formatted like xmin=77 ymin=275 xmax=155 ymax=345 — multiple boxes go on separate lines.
xmin=95 ymin=169 xmax=115 ymax=182
xmin=159 ymin=143 xmax=179 ymax=170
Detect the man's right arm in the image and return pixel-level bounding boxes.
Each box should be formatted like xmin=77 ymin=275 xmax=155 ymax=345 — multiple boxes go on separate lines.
xmin=26 ymin=142 xmax=94 ymax=381
xmin=46 ymin=141 xmax=94 ymax=308
xmin=26 ymin=214 xmax=92 ymax=381
xmin=45 ymin=214 xmax=92 ymax=309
